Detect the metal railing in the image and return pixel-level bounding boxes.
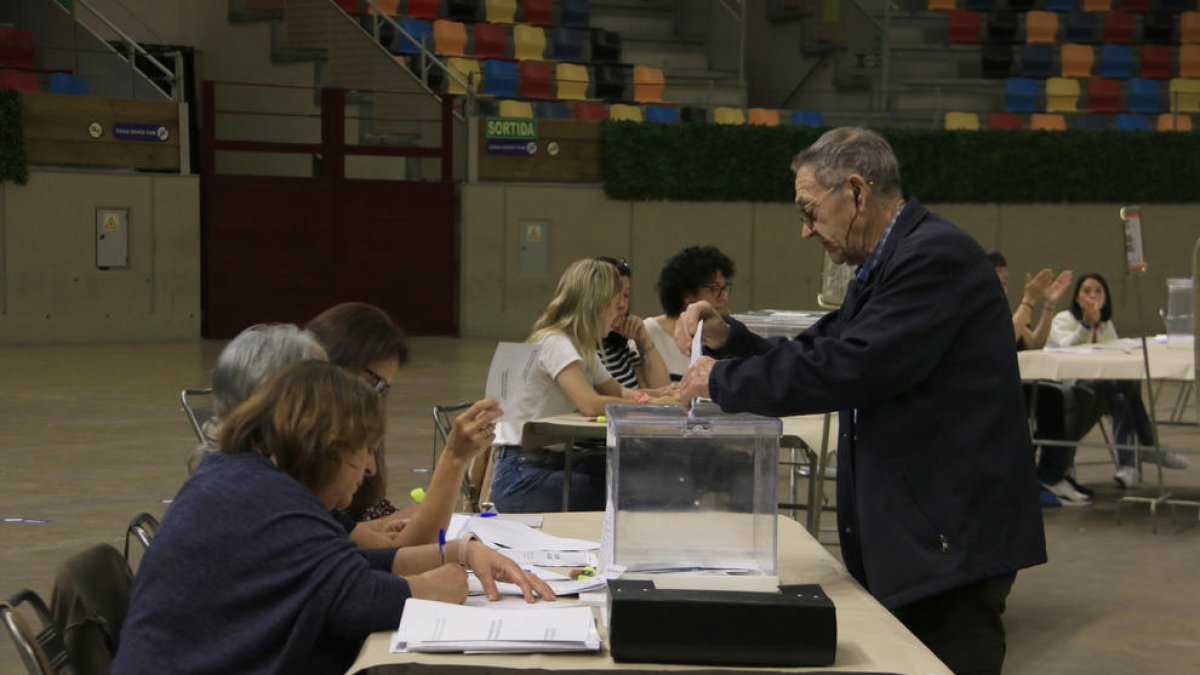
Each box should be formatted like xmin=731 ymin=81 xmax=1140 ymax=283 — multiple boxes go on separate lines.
xmin=52 ymin=0 xmax=180 ymax=99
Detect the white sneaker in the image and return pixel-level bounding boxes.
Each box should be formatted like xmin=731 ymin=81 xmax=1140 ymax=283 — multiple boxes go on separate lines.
xmin=1042 ymin=480 xmax=1092 ymax=506
xmin=1140 ymin=450 xmax=1191 ymax=470
xmin=1114 ymin=466 xmax=1139 ymax=489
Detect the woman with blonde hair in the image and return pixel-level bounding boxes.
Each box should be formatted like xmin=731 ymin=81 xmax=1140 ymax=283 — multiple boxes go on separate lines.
xmin=491 ymin=258 xmax=675 ymax=512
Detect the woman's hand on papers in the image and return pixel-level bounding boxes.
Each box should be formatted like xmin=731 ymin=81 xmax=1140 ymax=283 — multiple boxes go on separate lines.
xmin=444 ymin=399 xmax=504 ymax=463
xmin=463 ymin=540 xmax=557 ymax=603
xmin=406 ymin=563 xmax=469 ymax=604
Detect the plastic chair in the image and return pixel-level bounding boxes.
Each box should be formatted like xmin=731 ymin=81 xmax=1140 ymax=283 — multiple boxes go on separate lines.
xmin=180 ymin=388 xmax=212 ymax=443
xmin=609 ymin=103 xmax=643 ymax=121
xmin=550 ymin=27 xmax=586 ymax=61
xmin=747 ymin=108 xmax=780 ymax=126
xmin=1180 ymin=44 xmax=1200 ymax=78
xmin=572 ymin=101 xmax=607 ymax=120
xmin=124 ymin=512 xmax=159 ymax=563
xmin=480 ymin=59 xmax=518 ymax=97
xmin=632 ymin=65 xmax=665 ymax=103
xmin=1063 ymin=10 xmax=1099 ymax=43
xmin=1182 ymin=11 xmax=1200 ymax=44
xmin=642 ymin=104 xmax=678 ymax=123
xmin=518 ymin=59 xmax=553 ymax=98
xmin=1168 ymin=77 xmax=1200 ymax=111
xmin=1087 ymin=76 xmax=1121 ymax=112
xmin=928 ymin=0 xmax=956 ymax=10
xmin=590 ymin=28 xmax=621 ymax=62
xmin=1127 ymin=77 xmax=1163 ymax=112
xmin=1005 ymin=76 xmax=1041 ymax=111
xmin=407 ymin=0 xmax=441 ymax=19
xmin=1021 ymin=43 xmax=1054 ymax=78
xmin=555 ymin=62 xmax=590 ymax=100
xmin=593 ymin=62 xmax=627 ymax=101
xmin=432 ymin=19 xmax=468 ymax=56
xmin=1140 ymin=44 xmax=1173 ymax=79
xmin=791 ymin=109 xmax=825 ymax=126
xmin=513 ymin=24 xmax=546 ymax=60
xmin=713 ymin=106 xmax=746 ymax=125
xmin=1030 ymin=112 xmax=1068 ymax=129
xmin=2 ymin=589 xmax=70 ymax=675
xmin=534 ymin=100 xmax=572 ymax=119
xmin=472 ymin=22 xmax=508 ymax=58
xmin=988 ymin=9 xmax=1019 ymax=43
xmin=47 ymin=73 xmax=88 ymax=95
xmin=1026 ymin=11 xmax=1060 ymax=44
xmin=560 ymin=0 xmax=590 ymax=27
xmin=982 ymin=41 xmax=1014 ymax=77
xmin=1114 ymin=112 xmax=1150 ymax=129
xmin=1102 ymin=10 xmax=1136 ymax=43
xmin=1046 ymin=77 xmax=1081 ymax=111
xmin=0 ymin=70 xmax=40 ymax=91
xmin=484 ymin=0 xmax=517 ymax=23
xmin=498 ymin=98 xmax=534 ymax=118
xmin=987 ymin=111 xmax=1024 ymax=128
xmin=944 ymin=111 xmax=981 ymax=129
xmin=1099 ymin=43 xmax=1134 ymax=78
xmin=447 ymin=0 xmax=480 ymax=22
xmin=0 ymin=26 xmax=35 ymax=69
xmin=391 ymin=17 xmax=432 ymax=55
xmin=1157 ymin=112 xmax=1194 ymax=130
xmin=521 ymin=0 xmax=554 ymax=26
xmin=1082 ymin=0 xmax=1111 ymax=11
xmin=1061 ymin=43 xmax=1094 ymax=77
xmin=949 ymin=9 xmax=983 ymax=44
xmin=445 ymin=56 xmax=481 ymax=94
xmin=1143 ymin=11 xmax=1178 ymax=44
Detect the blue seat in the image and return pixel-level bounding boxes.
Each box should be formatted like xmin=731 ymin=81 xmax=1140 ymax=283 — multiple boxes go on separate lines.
xmin=1071 ymin=114 xmax=1110 ymax=130
xmin=1063 ymin=11 xmax=1099 ymax=44
xmin=791 ymin=109 xmax=825 ymax=127
xmin=1114 ymin=113 xmax=1150 ymax=130
xmin=1044 ymin=0 xmax=1075 ymax=12
xmin=560 ymin=0 xmax=590 ymax=28
xmin=480 ymin=59 xmax=518 ymax=97
xmin=48 ymin=73 xmax=88 ymax=95
xmin=550 ymin=27 xmax=586 ymax=61
xmin=1020 ymin=44 xmax=1054 ymax=79
xmin=1005 ymin=77 xmax=1041 ymax=112
xmin=643 ymin=104 xmax=678 ymax=124
xmin=534 ymin=101 xmax=572 ymax=119
xmin=392 ymin=18 xmax=433 ymax=55
xmin=1127 ymin=77 xmax=1162 ymax=113
xmin=1099 ymin=44 xmax=1134 ymax=79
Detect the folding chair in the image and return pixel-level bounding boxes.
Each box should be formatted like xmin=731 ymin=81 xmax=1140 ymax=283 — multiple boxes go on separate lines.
xmin=1 ymin=589 xmax=71 ymax=675
xmin=180 ymin=388 xmax=213 ymax=443
xmin=123 ymin=512 xmax=160 ymax=563
xmin=48 ymin=544 xmax=133 ymax=675
xmin=432 ymin=402 xmax=493 ymax=511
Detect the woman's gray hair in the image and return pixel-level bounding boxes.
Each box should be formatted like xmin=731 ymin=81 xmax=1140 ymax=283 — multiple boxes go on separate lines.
xmin=790 ymin=127 xmax=902 ymax=195
xmin=186 ymin=323 xmax=326 ymax=473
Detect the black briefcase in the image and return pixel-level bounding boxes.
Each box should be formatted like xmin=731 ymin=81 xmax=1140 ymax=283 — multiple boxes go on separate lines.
xmin=607 ymin=579 xmax=837 ymax=667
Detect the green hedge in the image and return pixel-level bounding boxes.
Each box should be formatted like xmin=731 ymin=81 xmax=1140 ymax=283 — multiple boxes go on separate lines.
xmin=600 ymin=122 xmax=1200 ymax=204
xmin=0 ymin=90 xmax=28 ymax=185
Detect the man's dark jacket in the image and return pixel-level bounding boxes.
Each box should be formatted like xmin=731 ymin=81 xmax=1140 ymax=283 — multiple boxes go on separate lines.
xmin=709 ymin=200 xmax=1047 ymax=609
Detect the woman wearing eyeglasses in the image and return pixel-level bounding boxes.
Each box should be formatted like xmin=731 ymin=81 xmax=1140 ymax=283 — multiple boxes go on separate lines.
xmin=491 ymin=258 xmax=678 ymax=512
xmin=307 ymin=302 xmax=502 ymax=546
xmin=644 ymin=246 xmax=737 ymax=379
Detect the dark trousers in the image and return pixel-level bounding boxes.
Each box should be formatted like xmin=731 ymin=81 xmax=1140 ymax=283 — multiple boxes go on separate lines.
xmin=1023 ymin=382 xmax=1099 ymax=484
xmin=1087 ymin=380 xmax=1154 ymax=466
xmin=892 ymin=573 xmax=1017 ymax=675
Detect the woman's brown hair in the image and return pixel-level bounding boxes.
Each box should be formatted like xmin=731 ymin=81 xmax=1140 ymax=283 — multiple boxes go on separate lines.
xmin=218 ymin=360 xmax=385 ymax=496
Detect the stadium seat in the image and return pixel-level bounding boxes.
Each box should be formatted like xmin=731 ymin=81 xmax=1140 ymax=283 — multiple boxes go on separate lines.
xmin=392 ymin=18 xmax=433 ymax=55
xmin=573 ymin=101 xmax=607 ymax=120
xmin=433 ymin=20 xmax=468 ymax=56
xmin=448 ymin=0 xmax=481 ymax=21
xmin=522 ymin=0 xmax=554 ymax=26
xmin=1102 ymin=11 xmax=1136 ymax=43
xmin=366 ymin=0 xmax=399 ymax=14
xmin=949 ymin=10 xmax=983 ymax=44
xmin=445 ymin=56 xmax=481 ymax=94
xmin=1127 ymin=77 xmax=1163 ymax=112
xmin=550 ymin=27 xmax=586 ymax=61
xmin=713 ymin=106 xmax=746 ymax=125
xmin=928 ymin=0 xmax=956 ymax=10
xmin=561 ymin=0 xmax=590 ymax=28
xmin=1082 ymin=0 xmax=1111 ymax=11
xmin=518 ymin=59 xmax=553 ymax=98
xmin=1180 ymin=44 xmax=1200 ymax=77
xmin=1044 ymin=0 xmax=1074 ymax=12
xmin=1156 ymin=112 xmax=1193 ymax=130
xmin=643 ymin=104 xmax=678 ymax=123
xmin=498 ymin=99 xmax=534 ymax=118
xmin=0 ymin=69 xmax=40 ymax=91
xmin=987 ymin=111 xmax=1024 ymax=128
xmin=1062 ymin=44 xmax=1095 ymax=77
xmin=590 ymin=28 xmax=621 ymax=62
xmin=748 ymin=108 xmax=781 ymax=125
xmin=1143 ymin=11 xmax=1177 ymax=44
xmin=791 ymin=109 xmax=825 ymax=126
xmin=485 ymin=0 xmax=517 ymax=23
xmin=1114 ymin=113 xmax=1150 ymax=129
xmin=513 ymin=25 xmax=546 ymax=60
xmin=473 ymin=22 xmax=508 ymax=58
xmin=555 ymin=62 xmax=589 ymax=100
xmin=1005 ymin=77 xmax=1041 ymax=111
xmin=982 ymin=41 xmax=1014 ymax=77
xmin=47 ymin=73 xmax=89 ymax=95
xmin=534 ymin=100 xmax=572 ymax=118
xmin=988 ymin=10 xmax=1019 ymax=43
xmin=1064 ymin=11 xmax=1099 ymax=43
xmin=481 ymin=59 xmax=518 ymax=97
xmin=609 ymin=103 xmax=643 ymax=122
xmin=593 ymin=62 xmax=626 ymax=100
xmin=0 ymin=27 xmax=35 ymax=69
xmin=1086 ymin=76 xmax=1121 ymax=112
xmin=944 ymin=111 xmax=982 ymax=129
xmin=1168 ymin=77 xmax=1200 ymax=111
xmin=408 ymin=0 xmax=440 ymax=20
xmin=1182 ymin=12 xmax=1200 ymax=44
xmin=1026 ymin=11 xmax=1060 ymax=44
xmin=632 ymin=65 xmax=665 ymax=103
xmin=1099 ymin=44 xmax=1134 ymax=78
xmin=1140 ymin=44 xmax=1173 ymax=79
xmin=1021 ymin=44 xmax=1054 ymax=78
xmin=1046 ymin=77 xmax=1081 ymax=111
xmin=1030 ymin=113 xmax=1068 ymax=129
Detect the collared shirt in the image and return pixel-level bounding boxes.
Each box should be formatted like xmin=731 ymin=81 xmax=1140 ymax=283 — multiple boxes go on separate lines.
xmin=856 ymin=200 xmax=907 ymax=283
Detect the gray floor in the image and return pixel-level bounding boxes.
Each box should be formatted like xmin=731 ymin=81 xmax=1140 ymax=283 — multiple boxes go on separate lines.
xmin=2 ymin=338 xmax=1198 ymax=674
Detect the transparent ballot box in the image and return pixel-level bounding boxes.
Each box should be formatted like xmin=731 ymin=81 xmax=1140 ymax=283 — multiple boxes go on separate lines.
xmin=730 ymin=310 xmax=826 ymax=339
xmin=602 ymin=403 xmax=780 ymax=577
xmin=1165 ymin=278 xmax=1194 ymax=346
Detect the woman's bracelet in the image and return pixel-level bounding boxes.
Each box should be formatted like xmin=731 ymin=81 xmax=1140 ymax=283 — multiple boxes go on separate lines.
xmin=458 ymin=531 xmax=478 ymax=567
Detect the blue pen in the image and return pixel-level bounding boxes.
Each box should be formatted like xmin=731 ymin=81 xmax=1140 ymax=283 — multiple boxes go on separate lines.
xmin=478 ymin=512 xmax=498 ymax=518
xmin=438 ymin=528 xmax=446 ymax=563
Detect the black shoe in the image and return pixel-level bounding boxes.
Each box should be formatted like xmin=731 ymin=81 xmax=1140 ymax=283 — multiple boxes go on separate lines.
xmin=1064 ymin=475 xmax=1095 ymax=498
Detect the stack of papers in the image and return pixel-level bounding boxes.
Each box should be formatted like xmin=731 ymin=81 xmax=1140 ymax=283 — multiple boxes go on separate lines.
xmin=391 ymin=599 xmax=601 ymax=654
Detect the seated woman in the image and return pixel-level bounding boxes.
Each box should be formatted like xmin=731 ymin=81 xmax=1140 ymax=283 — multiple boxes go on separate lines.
xmin=596 ymin=256 xmax=673 ymax=391
xmin=306 ymin=302 xmax=502 ymax=547
xmin=116 ymin=361 xmax=551 ymax=675
xmin=491 ymin=258 xmax=676 ymax=513
xmin=644 ymin=245 xmax=737 ymax=379
xmin=1049 ymin=272 xmax=1190 ymax=489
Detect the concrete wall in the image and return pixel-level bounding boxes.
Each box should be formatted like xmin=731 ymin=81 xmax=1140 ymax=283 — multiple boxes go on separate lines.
xmin=0 ymin=170 xmax=201 ymax=344
xmin=461 ymin=183 xmax=1199 ymax=340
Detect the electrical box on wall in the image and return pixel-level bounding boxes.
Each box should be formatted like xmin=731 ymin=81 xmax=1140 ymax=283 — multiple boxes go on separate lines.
xmin=518 ymin=219 xmax=549 ymax=277
xmin=96 ymin=208 xmax=129 ymax=269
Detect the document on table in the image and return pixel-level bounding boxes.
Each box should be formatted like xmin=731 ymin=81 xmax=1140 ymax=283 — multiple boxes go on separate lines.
xmin=497 ymin=548 xmax=597 ymax=568
xmin=467 ymin=574 xmax=609 ymax=597
xmin=690 ymin=319 xmax=704 ymax=366
xmin=391 ymin=598 xmax=600 ymax=654
xmin=485 ymin=342 xmax=539 ymax=422
xmin=464 ymin=514 xmax=599 ymax=551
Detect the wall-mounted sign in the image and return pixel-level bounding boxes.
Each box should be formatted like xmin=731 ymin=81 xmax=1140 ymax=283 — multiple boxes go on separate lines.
xmin=485 ymin=117 xmax=537 ymax=140
xmin=87 ymin=121 xmax=103 ymax=138
xmin=113 ymin=122 xmax=170 ymax=142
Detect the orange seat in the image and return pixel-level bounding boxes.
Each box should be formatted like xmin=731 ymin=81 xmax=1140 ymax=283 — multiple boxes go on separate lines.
xmin=928 ymin=0 xmax=956 ymax=10
xmin=748 ymin=108 xmax=781 ymax=126
xmin=1157 ymin=113 xmax=1193 ymax=131
xmin=1082 ymin=0 xmax=1111 ymax=11
xmin=1183 ymin=12 xmax=1200 ymax=45
xmin=1030 ymin=113 xmax=1067 ymax=130
xmin=1025 ymin=11 xmax=1059 ymax=44
xmin=433 ymin=20 xmax=468 ymax=57
xmin=1061 ymin=44 xmax=1094 ymax=78
xmin=1180 ymin=44 xmax=1200 ymax=78
xmin=368 ymin=0 xmax=401 ymax=16
xmin=632 ymin=65 xmax=665 ymax=103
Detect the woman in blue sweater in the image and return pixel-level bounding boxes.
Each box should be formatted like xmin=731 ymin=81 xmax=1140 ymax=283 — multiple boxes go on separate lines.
xmin=115 ymin=361 xmax=552 ymax=675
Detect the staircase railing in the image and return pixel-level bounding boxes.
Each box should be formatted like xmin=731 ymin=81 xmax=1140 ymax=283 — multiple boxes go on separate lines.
xmin=53 ymin=0 xmax=180 ymax=99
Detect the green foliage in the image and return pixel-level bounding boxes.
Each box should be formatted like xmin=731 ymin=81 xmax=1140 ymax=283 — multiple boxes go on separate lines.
xmin=0 ymin=90 xmax=29 ymax=185
xmin=601 ymin=123 xmax=1200 ymax=204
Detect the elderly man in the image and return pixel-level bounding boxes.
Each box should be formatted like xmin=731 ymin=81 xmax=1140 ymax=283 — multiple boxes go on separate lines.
xmin=678 ymin=127 xmax=1046 ymax=675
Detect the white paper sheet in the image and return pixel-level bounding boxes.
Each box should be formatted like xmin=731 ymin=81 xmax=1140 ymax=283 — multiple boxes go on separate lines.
xmin=467 ymin=574 xmax=609 ymax=597
xmin=466 ymin=515 xmax=599 ymax=551
xmin=497 ymin=549 xmax=597 ymax=567
xmin=485 ymin=342 xmax=539 ymax=422
xmin=391 ymin=599 xmax=599 ymax=654
xmin=690 ymin=318 xmax=704 ymax=366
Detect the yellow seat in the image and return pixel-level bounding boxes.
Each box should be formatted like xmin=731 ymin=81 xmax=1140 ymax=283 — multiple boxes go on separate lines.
xmin=433 ymin=19 xmax=468 ymax=57
xmin=1157 ymin=113 xmax=1193 ymax=131
xmin=484 ymin=0 xmax=517 ymax=23
xmin=1168 ymin=78 xmax=1200 ymax=113
xmin=555 ymin=62 xmax=589 ymax=100
xmin=1030 ymin=113 xmax=1067 ymax=130
xmin=369 ymin=0 xmax=401 ymax=15
xmin=1025 ymin=11 xmax=1059 ymax=45
xmin=944 ymin=111 xmax=981 ymax=130
xmin=1060 ymin=44 xmax=1094 ymax=78
xmin=713 ymin=106 xmax=746 ymax=125
xmin=445 ymin=56 xmax=481 ymax=95
xmin=927 ymin=0 xmax=956 ymax=10
xmin=609 ymin=104 xmax=643 ymax=122
xmin=1180 ymin=45 xmax=1200 ymax=78
xmin=632 ymin=65 xmax=666 ymax=103
xmin=513 ymin=24 xmax=547 ymax=60
xmin=498 ymin=99 xmax=534 ymax=118
xmin=1045 ymin=77 xmax=1081 ymax=112
xmin=747 ymin=108 xmax=781 ymax=126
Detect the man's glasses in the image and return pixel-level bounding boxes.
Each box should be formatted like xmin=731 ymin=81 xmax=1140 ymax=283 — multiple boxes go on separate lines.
xmin=703 ymin=281 xmax=733 ymax=296
xmin=364 ymin=368 xmax=391 ymax=396
xmin=796 ymin=184 xmax=839 ymax=231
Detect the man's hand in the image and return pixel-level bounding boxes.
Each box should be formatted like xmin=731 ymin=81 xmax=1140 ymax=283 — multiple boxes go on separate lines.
xmin=674 ymin=301 xmax=729 ymax=355
xmin=678 ymin=355 xmax=716 ymax=407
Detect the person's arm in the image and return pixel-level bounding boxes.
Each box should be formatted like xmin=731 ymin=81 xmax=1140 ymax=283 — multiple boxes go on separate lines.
xmin=558 ymin=362 xmax=632 ymax=416
xmin=350 ymin=523 xmax=400 ymax=549
xmin=616 ymin=316 xmax=671 ymax=389
xmin=393 ymin=539 xmax=556 ymax=603
xmin=1021 ymin=269 xmax=1072 ymax=350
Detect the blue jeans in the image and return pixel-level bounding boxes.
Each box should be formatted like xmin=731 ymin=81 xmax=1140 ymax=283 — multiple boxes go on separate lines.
xmin=490 ymin=446 xmax=606 ymax=513
xmin=1087 ymin=380 xmax=1154 ymax=467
